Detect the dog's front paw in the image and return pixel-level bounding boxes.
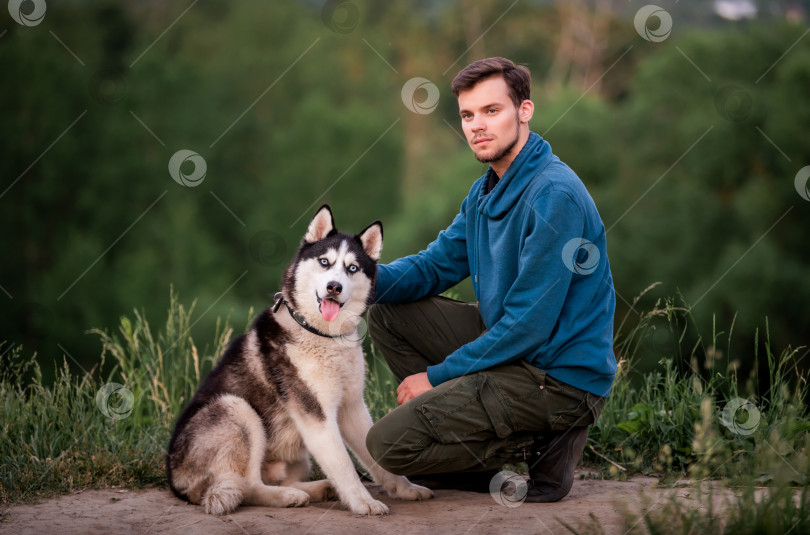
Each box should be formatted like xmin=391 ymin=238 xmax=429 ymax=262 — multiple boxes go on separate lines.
xmin=348 ymin=496 xmax=389 ymax=516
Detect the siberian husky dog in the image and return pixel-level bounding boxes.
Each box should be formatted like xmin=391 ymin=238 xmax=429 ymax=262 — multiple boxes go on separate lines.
xmin=166 ymin=205 xmax=432 ymax=516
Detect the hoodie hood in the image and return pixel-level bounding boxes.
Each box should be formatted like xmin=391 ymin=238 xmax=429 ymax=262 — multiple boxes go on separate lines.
xmin=478 ymin=132 xmax=555 ymax=219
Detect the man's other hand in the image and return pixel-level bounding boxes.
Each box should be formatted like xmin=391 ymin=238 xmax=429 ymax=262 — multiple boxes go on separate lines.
xmin=396 ymin=372 xmax=433 ymax=405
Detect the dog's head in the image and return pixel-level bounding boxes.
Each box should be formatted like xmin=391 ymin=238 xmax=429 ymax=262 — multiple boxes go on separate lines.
xmin=282 ymin=205 xmax=382 ymax=336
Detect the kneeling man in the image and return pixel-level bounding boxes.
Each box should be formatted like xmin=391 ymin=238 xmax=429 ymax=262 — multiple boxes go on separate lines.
xmin=366 ymin=57 xmax=616 ymax=502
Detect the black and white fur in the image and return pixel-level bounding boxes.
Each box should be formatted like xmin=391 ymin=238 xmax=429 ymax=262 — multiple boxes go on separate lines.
xmin=166 ymin=205 xmax=432 ymax=515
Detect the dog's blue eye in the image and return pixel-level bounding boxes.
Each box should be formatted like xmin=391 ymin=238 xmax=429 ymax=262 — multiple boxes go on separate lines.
xmin=348 ymin=264 xmax=358 ymax=273
xmin=320 ymin=258 xmax=329 ymax=266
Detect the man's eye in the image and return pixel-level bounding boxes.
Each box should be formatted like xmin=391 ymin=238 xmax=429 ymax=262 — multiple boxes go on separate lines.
xmin=348 ymin=265 xmax=358 ymax=273
xmin=319 ymin=258 xmax=329 ymax=266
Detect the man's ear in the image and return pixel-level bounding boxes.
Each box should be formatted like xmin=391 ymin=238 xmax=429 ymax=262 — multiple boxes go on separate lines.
xmin=519 ymin=99 xmax=534 ymax=124
xmin=357 ymin=221 xmax=383 ymax=262
xmin=304 ymin=205 xmax=335 ymax=243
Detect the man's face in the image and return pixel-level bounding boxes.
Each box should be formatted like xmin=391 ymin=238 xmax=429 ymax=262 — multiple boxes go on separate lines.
xmin=457 ymin=76 xmax=522 ymax=165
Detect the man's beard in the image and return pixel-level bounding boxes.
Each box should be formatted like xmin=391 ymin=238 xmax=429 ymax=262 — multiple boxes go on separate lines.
xmin=472 ymin=115 xmax=520 ymax=164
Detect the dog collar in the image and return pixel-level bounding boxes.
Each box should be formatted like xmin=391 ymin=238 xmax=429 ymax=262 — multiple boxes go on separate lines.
xmin=273 ymin=292 xmax=347 ymax=339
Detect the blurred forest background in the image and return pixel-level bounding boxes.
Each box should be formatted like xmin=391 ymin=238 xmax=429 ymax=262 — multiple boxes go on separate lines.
xmin=1 ymin=0 xmax=808 ymax=385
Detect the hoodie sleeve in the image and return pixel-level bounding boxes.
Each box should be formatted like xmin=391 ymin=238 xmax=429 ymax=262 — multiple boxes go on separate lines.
xmin=374 ymin=196 xmax=470 ymax=304
xmin=426 ymin=191 xmax=582 ymax=386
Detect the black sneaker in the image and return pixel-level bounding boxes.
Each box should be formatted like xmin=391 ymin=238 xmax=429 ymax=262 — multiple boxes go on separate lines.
xmin=525 ymin=426 xmax=588 ymax=503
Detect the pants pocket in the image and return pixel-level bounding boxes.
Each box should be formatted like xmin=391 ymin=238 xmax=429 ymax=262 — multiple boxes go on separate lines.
xmin=543 ymin=375 xmax=601 ymax=431
xmin=417 ymin=374 xmax=494 ymax=444
xmin=480 ymin=361 xmax=549 ymax=434
xmin=479 ymin=375 xmax=515 ymax=439
xmin=547 ymin=393 xmax=606 ymax=431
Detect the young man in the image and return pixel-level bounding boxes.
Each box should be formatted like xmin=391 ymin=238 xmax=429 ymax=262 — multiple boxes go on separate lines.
xmin=365 ymin=57 xmax=616 ymax=502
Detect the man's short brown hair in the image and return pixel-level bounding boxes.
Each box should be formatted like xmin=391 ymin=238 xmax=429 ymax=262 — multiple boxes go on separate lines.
xmin=451 ymin=57 xmax=531 ymax=108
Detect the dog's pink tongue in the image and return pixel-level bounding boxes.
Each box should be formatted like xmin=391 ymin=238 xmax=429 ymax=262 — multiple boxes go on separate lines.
xmin=320 ymin=299 xmax=340 ymax=322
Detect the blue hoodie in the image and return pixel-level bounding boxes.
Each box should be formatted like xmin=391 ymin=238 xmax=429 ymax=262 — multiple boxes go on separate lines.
xmin=375 ymin=132 xmax=616 ymax=397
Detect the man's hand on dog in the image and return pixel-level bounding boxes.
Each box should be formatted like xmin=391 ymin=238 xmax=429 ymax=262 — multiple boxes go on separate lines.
xmin=396 ymin=372 xmax=433 ymax=405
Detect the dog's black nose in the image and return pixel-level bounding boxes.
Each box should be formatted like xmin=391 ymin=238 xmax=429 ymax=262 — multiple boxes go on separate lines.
xmin=326 ymin=281 xmax=342 ymax=295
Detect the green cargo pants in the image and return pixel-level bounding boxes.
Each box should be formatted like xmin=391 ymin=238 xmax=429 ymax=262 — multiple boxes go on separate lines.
xmin=365 ymin=296 xmax=605 ymax=476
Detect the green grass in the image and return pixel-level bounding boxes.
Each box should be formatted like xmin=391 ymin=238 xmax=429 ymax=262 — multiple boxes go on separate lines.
xmin=587 ymin=285 xmax=810 ymax=487
xmin=565 ymin=284 xmax=810 ymax=533
xmin=365 ymin=343 xmax=400 ymax=422
xmin=0 ymin=345 xmax=168 ymax=505
xmin=0 ymin=290 xmax=234 ymax=505
xmin=1 ymin=286 xmax=808 ymax=534
xmin=561 ymin=485 xmax=810 ymax=535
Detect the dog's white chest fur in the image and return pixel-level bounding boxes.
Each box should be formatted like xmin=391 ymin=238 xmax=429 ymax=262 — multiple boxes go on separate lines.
xmin=287 ymin=337 xmax=366 ymax=410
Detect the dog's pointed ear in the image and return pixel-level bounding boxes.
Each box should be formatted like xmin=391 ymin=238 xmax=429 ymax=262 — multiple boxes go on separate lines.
xmin=304 ymin=205 xmax=335 ymax=243
xmin=357 ymin=221 xmax=383 ymax=262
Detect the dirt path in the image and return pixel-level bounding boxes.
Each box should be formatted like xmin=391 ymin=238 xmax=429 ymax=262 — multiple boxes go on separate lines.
xmin=1 ymin=475 xmax=687 ymax=535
